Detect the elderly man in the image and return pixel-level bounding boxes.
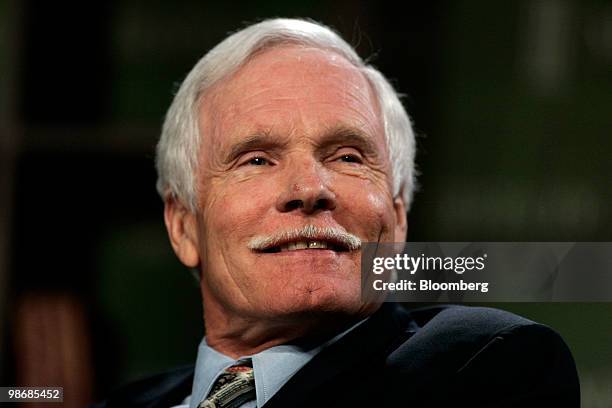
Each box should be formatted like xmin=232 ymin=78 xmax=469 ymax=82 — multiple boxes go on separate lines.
xmin=96 ymin=18 xmax=579 ymax=408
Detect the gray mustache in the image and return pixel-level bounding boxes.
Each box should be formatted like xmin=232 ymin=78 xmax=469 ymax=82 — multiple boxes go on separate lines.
xmin=248 ymin=224 xmax=361 ymax=251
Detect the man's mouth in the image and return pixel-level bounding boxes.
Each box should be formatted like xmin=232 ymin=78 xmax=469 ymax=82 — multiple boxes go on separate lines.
xmin=259 ymin=239 xmax=350 ymax=253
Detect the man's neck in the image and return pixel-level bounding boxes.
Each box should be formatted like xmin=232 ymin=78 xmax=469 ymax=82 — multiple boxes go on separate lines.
xmin=202 ymin=308 xmax=368 ymax=359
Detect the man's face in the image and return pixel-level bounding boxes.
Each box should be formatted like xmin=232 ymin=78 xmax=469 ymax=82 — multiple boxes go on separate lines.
xmin=192 ymin=46 xmax=406 ymax=322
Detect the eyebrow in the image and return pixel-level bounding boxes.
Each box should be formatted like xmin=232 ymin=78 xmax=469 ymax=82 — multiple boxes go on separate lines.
xmin=224 ymin=130 xmax=289 ymax=163
xmin=317 ymin=125 xmax=381 ymax=157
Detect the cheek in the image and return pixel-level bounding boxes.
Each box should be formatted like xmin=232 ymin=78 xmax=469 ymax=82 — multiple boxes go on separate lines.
xmin=336 ymin=185 xmax=397 ymax=243
xmin=204 ymin=186 xmax=270 ymax=241
xmin=367 ymin=192 xmax=396 ymax=235
xmin=365 ymin=191 xmax=389 ymax=215
xmin=198 ymin=185 xmax=273 ymax=297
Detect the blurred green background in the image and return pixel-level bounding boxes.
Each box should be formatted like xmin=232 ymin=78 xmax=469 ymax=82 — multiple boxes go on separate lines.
xmin=0 ymin=0 xmax=611 ymax=406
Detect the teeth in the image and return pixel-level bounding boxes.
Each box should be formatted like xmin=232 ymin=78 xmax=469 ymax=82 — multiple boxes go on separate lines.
xmin=279 ymin=241 xmax=329 ymax=252
xmin=308 ymin=241 xmax=327 ymax=249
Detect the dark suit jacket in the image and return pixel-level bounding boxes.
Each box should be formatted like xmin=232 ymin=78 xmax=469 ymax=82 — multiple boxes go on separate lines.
xmin=93 ymin=304 xmax=580 ymax=407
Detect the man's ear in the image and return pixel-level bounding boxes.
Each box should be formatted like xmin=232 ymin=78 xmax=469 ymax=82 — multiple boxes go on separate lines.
xmin=164 ymin=196 xmax=200 ymax=268
xmin=393 ymin=195 xmax=408 ymax=241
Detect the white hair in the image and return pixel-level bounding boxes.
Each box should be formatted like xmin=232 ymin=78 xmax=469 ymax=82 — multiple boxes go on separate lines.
xmin=155 ymin=18 xmax=417 ymax=212
xmin=248 ymin=224 xmax=362 ymax=252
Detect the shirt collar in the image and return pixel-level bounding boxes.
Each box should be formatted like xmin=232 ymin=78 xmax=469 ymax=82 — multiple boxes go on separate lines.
xmin=189 ymin=340 xmax=235 ymax=408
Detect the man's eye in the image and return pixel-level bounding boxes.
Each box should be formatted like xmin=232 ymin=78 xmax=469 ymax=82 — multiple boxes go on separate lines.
xmin=248 ymin=157 xmax=269 ymax=166
xmin=338 ymin=154 xmax=362 ymax=164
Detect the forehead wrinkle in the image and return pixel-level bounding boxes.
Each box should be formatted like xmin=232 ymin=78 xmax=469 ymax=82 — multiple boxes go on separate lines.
xmin=237 ymin=46 xmax=366 ymax=95
xmin=216 ymin=47 xmax=373 ymax=109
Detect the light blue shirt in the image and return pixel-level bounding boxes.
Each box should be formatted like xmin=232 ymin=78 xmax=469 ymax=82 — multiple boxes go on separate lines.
xmin=171 ymin=319 xmax=366 ymax=408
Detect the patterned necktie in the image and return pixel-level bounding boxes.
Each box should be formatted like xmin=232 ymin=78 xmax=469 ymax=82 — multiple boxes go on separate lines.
xmin=198 ymin=361 xmax=256 ymax=408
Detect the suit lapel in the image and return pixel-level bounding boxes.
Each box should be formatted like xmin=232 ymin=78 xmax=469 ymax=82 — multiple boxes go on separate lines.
xmin=264 ymin=303 xmax=416 ymax=408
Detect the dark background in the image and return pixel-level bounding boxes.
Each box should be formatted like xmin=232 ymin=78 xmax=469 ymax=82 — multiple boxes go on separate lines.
xmin=1 ymin=0 xmax=611 ymax=406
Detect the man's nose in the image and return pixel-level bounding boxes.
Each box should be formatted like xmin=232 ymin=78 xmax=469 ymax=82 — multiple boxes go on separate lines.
xmin=276 ymin=161 xmax=337 ymax=214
